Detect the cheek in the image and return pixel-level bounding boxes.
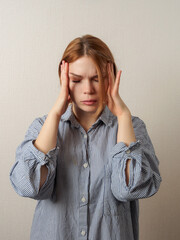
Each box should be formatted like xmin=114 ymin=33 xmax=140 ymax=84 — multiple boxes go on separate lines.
xmin=69 ymin=82 xmax=74 ymax=92
xmin=69 ymin=83 xmax=80 ymax=100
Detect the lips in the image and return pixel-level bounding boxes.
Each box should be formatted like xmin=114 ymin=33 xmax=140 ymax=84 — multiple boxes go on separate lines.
xmin=81 ymin=100 xmax=97 ymax=105
xmin=82 ymin=100 xmax=97 ymax=102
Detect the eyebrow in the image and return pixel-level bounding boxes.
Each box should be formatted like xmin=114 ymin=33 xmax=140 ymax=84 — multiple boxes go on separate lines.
xmin=69 ymin=72 xmax=98 ymax=78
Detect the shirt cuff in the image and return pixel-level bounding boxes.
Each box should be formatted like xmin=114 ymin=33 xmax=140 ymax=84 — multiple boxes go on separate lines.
xmin=28 ymin=140 xmax=60 ymax=165
xmin=110 ymin=139 xmax=141 ymax=158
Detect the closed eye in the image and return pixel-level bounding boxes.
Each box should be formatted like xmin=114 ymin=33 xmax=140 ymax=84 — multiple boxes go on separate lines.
xmin=93 ymin=79 xmax=99 ymax=82
xmin=72 ymin=80 xmax=80 ymax=83
xmin=71 ymin=79 xmax=98 ymax=83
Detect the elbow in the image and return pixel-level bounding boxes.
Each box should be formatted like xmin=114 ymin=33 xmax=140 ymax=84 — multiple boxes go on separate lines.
xmin=147 ymin=173 xmax=162 ymax=197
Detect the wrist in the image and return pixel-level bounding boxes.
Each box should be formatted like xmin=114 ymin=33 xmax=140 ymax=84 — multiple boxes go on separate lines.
xmin=117 ymin=110 xmax=131 ymax=121
xmin=48 ymin=108 xmax=62 ymax=121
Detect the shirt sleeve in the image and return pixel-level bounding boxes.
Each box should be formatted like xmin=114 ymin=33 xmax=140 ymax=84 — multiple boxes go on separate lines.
xmin=9 ymin=116 xmax=60 ymax=200
xmin=110 ymin=117 xmax=162 ymax=202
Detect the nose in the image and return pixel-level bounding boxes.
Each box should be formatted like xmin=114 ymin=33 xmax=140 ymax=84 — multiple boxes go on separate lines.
xmin=83 ymin=80 xmax=94 ymax=94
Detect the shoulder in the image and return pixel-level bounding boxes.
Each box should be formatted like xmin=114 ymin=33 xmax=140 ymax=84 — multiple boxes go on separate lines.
xmin=110 ymin=110 xmax=146 ymax=129
xmin=32 ymin=114 xmax=48 ymax=126
xmin=26 ymin=114 xmax=48 ymax=134
xmin=131 ymin=115 xmax=146 ymax=128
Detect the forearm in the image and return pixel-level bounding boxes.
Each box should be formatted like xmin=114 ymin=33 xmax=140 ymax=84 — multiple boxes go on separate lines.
xmin=33 ymin=110 xmax=61 ymax=189
xmin=117 ymin=112 xmax=136 ymax=146
xmin=117 ymin=113 xmax=136 ymax=185
xmin=33 ymin=110 xmax=61 ymax=155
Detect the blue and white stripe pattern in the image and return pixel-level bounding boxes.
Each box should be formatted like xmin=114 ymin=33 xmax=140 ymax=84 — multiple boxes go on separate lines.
xmin=10 ymin=104 xmax=162 ymax=240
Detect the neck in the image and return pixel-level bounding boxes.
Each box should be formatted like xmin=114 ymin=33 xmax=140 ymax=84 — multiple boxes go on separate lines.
xmin=72 ymin=104 xmax=104 ymax=131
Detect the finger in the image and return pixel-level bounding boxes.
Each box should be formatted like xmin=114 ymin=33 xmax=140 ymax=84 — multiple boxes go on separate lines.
xmin=107 ymin=63 xmax=114 ymax=90
xmin=60 ymin=62 xmax=64 ymax=84
xmin=114 ymin=70 xmax=122 ymax=91
xmin=61 ymin=60 xmax=65 ymax=74
xmin=61 ymin=61 xmax=69 ymax=88
xmin=107 ymin=84 xmax=113 ymax=102
xmin=110 ymin=63 xmax=115 ymax=83
xmin=65 ymin=62 xmax=70 ymax=88
xmin=65 ymin=61 xmax=69 ymax=76
xmin=62 ymin=61 xmax=68 ymax=78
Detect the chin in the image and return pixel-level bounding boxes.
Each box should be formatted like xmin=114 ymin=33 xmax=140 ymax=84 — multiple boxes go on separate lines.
xmin=81 ymin=106 xmax=98 ymax=112
xmin=75 ymin=103 xmax=98 ymax=112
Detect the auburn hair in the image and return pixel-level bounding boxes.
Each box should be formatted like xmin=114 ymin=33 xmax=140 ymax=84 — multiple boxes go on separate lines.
xmin=58 ymin=34 xmax=117 ymax=115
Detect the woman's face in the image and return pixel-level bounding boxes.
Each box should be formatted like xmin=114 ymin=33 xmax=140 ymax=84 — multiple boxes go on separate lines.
xmin=68 ymin=56 xmax=108 ymax=116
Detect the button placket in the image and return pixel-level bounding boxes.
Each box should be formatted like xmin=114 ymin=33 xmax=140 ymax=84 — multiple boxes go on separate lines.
xmin=78 ymin=132 xmax=89 ymax=239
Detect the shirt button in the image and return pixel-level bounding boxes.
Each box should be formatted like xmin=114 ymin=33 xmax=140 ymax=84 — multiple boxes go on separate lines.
xmin=83 ymin=162 xmax=88 ymax=168
xmin=81 ymin=230 xmax=86 ymax=236
xmin=126 ymin=149 xmax=131 ymax=154
xmin=84 ymin=134 xmax=87 ymax=139
xmin=81 ymin=196 xmax=86 ymax=202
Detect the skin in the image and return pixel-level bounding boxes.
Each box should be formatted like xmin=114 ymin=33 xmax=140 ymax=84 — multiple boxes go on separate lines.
xmin=106 ymin=62 xmax=130 ymax=116
xmin=68 ymin=56 xmax=108 ymax=130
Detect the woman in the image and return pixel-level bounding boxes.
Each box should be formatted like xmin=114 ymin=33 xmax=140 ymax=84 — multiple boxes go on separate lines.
xmin=10 ymin=34 xmax=162 ymax=240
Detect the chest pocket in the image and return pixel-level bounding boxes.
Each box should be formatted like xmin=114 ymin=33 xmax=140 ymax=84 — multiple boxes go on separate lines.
xmin=103 ymin=162 xmax=130 ymax=216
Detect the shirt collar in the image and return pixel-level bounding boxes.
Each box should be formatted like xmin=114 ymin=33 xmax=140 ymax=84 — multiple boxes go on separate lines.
xmin=61 ymin=104 xmax=113 ymax=128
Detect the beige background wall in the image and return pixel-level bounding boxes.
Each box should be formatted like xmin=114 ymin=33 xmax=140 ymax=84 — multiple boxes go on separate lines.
xmin=0 ymin=0 xmax=179 ymax=239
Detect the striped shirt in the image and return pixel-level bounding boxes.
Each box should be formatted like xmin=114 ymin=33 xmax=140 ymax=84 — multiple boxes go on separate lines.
xmin=10 ymin=104 xmax=162 ymax=240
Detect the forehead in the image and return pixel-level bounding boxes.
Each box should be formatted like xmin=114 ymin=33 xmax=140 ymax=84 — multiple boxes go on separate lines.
xmin=69 ymin=56 xmax=97 ymax=77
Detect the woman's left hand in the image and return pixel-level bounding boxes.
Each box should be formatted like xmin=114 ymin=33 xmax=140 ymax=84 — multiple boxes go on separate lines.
xmin=106 ymin=63 xmax=131 ymax=117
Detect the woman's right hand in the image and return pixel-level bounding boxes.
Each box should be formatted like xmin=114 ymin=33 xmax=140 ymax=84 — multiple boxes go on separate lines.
xmin=50 ymin=60 xmax=71 ymax=118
